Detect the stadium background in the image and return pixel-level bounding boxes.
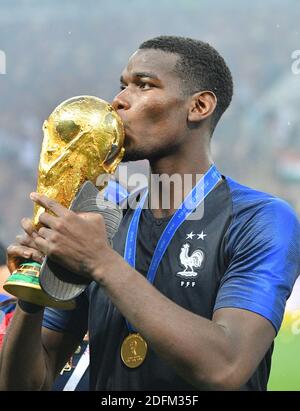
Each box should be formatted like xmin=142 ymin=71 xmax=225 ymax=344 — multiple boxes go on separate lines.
xmin=0 ymin=0 xmax=299 ymax=390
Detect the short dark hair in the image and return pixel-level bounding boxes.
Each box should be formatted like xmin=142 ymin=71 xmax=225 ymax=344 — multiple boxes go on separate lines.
xmin=139 ymin=35 xmax=233 ymax=132
xmin=0 ymin=242 xmax=7 ymax=266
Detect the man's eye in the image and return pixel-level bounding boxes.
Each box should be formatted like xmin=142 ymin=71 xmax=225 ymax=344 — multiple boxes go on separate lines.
xmin=139 ymin=82 xmax=151 ymax=90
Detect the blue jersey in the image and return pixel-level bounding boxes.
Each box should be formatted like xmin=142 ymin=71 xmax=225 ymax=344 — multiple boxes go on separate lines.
xmin=0 ymin=295 xmax=17 ymax=348
xmin=43 ymin=176 xmax=300 ymax=390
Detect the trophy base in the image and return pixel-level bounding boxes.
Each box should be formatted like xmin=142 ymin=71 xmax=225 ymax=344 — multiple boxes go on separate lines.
xmin=4 ymin=262 xmax=76 ymax=310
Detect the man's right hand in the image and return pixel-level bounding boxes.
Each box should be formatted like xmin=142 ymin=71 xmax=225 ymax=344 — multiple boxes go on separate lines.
xmin=7 ymin=218 xmax=45 ymax=273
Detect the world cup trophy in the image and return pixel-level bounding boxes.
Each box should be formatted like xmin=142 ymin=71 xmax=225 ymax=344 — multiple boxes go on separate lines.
xmin=4 ymin=96 xmax=125 ymax=309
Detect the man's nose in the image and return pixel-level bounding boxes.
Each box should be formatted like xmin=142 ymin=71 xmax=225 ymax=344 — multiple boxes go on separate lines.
xmin=112 ymin=92 xmax=130 ymax=111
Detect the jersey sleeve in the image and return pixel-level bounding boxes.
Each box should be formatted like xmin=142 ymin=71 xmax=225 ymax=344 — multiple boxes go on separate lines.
xmin=42 ymin=289 xmax=88 ymax=341
xmin=214 ymin=198 xmax=300 ymax=333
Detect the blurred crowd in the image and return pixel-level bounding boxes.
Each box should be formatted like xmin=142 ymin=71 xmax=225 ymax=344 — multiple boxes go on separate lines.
xmin=0 ymin=0 xmax=299 ymax=244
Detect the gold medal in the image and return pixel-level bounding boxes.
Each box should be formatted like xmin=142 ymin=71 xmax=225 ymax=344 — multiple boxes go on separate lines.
xmin=121 ymin=333 xmax=148 ymax=368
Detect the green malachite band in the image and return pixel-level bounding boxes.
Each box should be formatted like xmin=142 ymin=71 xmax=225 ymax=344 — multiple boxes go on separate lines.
xmin=20 ymin=262 xmax=41 ymax=268
xmin=7 ymin=273 xmax=40 ymax=286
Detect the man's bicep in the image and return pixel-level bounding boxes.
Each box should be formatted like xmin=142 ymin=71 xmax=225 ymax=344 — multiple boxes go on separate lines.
xmin=212 ymin=307 xmax=275 ymax=386
xmin=41 ymin=327 xmax=82 ymax=389
xmin=218 ymin=198 xmax=300 ymax=334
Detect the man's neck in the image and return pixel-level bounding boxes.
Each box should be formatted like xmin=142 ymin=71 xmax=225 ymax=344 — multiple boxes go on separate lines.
xmin=148 ymin=147 xmax=213 ymax=219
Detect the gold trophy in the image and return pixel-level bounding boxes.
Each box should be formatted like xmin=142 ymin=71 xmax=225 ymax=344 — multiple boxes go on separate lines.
xmin=4 ymin=96 xmax=125 ymax=309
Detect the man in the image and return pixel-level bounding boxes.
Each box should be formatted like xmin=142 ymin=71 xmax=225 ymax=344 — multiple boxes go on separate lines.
xmin=0 ymin=36 xmax=299 ymax=391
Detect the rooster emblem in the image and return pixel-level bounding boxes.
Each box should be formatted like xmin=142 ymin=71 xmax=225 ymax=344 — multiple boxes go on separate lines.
xmin=176 ymin=243 xmax=205 ymax=278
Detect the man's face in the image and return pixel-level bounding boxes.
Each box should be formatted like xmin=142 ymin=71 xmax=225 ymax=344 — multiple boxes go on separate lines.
xmin=112 ymin=49 xmax=189 ymax=162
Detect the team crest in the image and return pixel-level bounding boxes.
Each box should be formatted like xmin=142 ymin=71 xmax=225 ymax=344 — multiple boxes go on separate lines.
xmin=176 ymin=243 xmax=205 ymax=279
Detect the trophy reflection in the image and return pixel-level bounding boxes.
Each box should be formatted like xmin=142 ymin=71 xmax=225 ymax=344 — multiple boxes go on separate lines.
xmin=4 ymin=96 xmax=125 ymax=309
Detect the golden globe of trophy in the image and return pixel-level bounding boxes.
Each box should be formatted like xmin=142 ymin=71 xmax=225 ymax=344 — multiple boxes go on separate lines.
xmin=4 ymin=96 xmax=125 ymax=309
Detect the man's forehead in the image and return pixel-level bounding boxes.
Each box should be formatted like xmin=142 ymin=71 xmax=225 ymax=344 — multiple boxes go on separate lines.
xmin=122 ymin=49 xmax=179 ymax=78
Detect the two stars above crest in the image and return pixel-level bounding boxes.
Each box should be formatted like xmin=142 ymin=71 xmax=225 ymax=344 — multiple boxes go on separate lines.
xmin=186 ymin=231 xmax=207 ymax=240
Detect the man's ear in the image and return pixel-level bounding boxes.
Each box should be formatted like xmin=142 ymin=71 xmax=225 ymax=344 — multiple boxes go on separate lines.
xmin=188 ymin=91 xmax=217 ymax=123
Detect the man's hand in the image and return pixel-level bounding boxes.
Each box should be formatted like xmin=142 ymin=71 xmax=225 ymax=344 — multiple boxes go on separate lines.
xmin=30 ymin=192 xmax=112 ymax=280
xmin=7 ymin=218 xmax=44 ymax=273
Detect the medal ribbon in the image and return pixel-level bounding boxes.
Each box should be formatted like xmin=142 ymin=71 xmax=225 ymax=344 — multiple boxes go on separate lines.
xmin=124 ymin=164 xmax=221 ymax=333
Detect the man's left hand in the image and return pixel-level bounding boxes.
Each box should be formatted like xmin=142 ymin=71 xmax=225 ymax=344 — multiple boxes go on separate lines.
xmin=30 ymin=192 xmax=112 ymax=280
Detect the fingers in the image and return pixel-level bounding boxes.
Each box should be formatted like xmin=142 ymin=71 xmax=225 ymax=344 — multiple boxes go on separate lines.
xmin=33 ymin=236 xmax=49 ymax=256
xmin=7 ymin=244 xmax=32 ymax=260
xmin=21 ymin=217 xmax=38 ymax=238
xmin=38 ymin=211 xmax=59 ymax=229
xmin=30 ymin=193 xmax=69 ymax=218
xmin=16 ymin=233 xmax=37 ymax=249
xmin=37 ymin=226 xmax=52 ymax=240
xmin=15 ymin=232 xmax=45 ymax=261
xmin=7 ymin=244 xmax=44 ymax=273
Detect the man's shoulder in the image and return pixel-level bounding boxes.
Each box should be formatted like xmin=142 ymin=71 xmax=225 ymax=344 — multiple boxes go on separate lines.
xmin=224 ymin=176 xmax=298 ymax=223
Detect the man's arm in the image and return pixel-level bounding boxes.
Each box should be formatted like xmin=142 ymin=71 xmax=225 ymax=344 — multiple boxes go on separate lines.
xmin=0 ymin=222 xmax=80 ymax=391
xmin=30 ymin=193 xmax=292 ymax=391
xmin=0 ymin=305 xmax=80 ymax=390
xmin=94 ymin=252 xmax=275 ymax=390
